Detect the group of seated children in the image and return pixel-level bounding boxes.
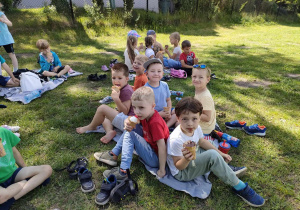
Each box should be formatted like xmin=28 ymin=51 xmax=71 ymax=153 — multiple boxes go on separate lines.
xmin=76 ymin=55 xmax=265 ymax=207
xmin=0 ymin=29 xmax=265 ymax=208
xmin=124 ymin=30 xmax=198 ymax=76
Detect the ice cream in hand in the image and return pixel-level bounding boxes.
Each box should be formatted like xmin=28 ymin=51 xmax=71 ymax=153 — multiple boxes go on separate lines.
xmin=183 ymin=140 xmax=196 ymax=160
xmin=128 ymin=116 xmax=138 ymax=128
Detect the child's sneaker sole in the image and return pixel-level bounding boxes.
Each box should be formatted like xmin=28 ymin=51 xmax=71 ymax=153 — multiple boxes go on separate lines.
xmin=234 ymin=167 xmax=247 ymax=178
xmin=225 ymin=125 xmax=243 ymax=130
xmin=242 ymin=128 xmax=266 ymax=137
xmin=95 ymin=197 xmax=109 ymax=205
xmin=94 ymin=152 xmax=117 ymax=166
xmin=236 ymin=194 xmax=265 ymax=207
xmin=81 ymin=184 xmax=95 ymax=193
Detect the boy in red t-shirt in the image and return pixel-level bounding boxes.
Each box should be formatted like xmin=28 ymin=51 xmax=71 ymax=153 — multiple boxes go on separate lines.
xmin=179 ymin=40 xmax=198 ymax=76
xmin=94 ymin=86 xmax=169 ymax=180
xmin=132 ymin=55 xmax=148 ymax=91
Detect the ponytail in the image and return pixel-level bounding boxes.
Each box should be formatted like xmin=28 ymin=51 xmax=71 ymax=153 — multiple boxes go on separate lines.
xmin=127 ymin=36 xmax=138 ymax=64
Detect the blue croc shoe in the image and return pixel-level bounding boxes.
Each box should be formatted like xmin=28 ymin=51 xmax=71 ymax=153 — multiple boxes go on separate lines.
xmin=225 ymin=120 xmax=246 ymax=130
xmin=95 ymin=174 xmax=117 ymax=205
xmin=233 ymin=183 xmax=265 ymax=207
xmin=77 ymin=167 xmax=95 ymax=193
xmin=243 ymin=124 xmax=266 ymax=137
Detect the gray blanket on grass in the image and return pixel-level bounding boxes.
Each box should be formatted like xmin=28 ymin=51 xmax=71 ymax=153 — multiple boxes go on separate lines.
xmin=86 ymin=126 xmax=213 ymax=199
xmin=0 ymin=70 xmax=82 ymax=104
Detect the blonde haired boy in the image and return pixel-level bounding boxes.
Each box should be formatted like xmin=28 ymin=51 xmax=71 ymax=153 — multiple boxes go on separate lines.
xmin=94 ymin=86 xmax=169 ymax=180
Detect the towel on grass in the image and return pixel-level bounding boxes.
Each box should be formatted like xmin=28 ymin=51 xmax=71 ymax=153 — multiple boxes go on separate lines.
xmin=0 ymin=70 xmax=83 ymax=104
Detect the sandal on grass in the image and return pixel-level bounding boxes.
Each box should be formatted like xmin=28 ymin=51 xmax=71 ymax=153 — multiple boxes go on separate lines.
xmin=66 ymin=157 xmax=89 ymax=179
xmin=78 ymin=167 xmax=95 ymax=193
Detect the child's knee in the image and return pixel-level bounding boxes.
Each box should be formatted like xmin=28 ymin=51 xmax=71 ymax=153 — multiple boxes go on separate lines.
xmin=64 ymin=65 xmax=70 ymax=70
xmin=41 ymin=165 xmax=52 ymax=177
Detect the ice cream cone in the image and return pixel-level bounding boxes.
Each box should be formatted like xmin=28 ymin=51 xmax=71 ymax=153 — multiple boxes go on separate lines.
xmin=128 ymin=116 xmax=138 ymax=128
xmin=0 ymin=138 xmax=6 ymax=157
xmin=183 ymin=140 xmax=196 ymax=160
xmin=163 ymin=107 xmax=170 ymax=113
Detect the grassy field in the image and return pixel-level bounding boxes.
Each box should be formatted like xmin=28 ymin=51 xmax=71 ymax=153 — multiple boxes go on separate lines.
xmin=1 ymin=8 xmax=300 ymax=210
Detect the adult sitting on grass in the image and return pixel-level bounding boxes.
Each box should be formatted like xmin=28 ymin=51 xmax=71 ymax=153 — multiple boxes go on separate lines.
xmin=0 ymin=55 xmax=19 ymax=87
xmin=76 ymin=63 xmax=137 ymax=144
xmin=0 ymin=127 xmax=52 ymax=209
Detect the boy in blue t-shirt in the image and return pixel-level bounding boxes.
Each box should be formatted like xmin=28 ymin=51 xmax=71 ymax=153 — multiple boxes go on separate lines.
xmin=144 ymin=58 xmax=177 ymax=128
xmin=0 ymin=128 xmax=52 ymax=209
xmin=0 ymin=55 xmax=19 ymax=87
xmin=36 ymin=39 xmax=71 ymax=78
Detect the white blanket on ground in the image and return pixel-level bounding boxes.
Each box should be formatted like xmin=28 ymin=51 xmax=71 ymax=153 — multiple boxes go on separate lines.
xmin=0 ymin=70 xmax=83 ymax=104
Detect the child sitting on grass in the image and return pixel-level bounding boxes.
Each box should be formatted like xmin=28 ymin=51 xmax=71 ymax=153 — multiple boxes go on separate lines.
xmin=147 ymin=30 xmax=164 ymax=56
xmin=192 ymin=64 xmax=247 ymax=176
xmin=164 ymin=32 xmax=182 ymax=69
xmin=167 ymin=97 xmax=265 ymax=207
xmin=144 ymin=58 xmax=177 ymax=128
xmin=145 ymin=36 xmax=155 ymax=59
xmin=94 ymin=86 xmax=169 ymax=180
xmin=36 ymin=39 xmax=71 ymax=78
xmin=0 ymin=55 xmax=19 ymax=87
xmin=76 ymin=63 xmax=135 ymax=144
xmin=0 ymin=127 xmax=52 ymax=209
xmin=124 ymin=35 xmax=139 ymax=72
xmin=180 ymin=40 xmax=198 ymax=76
xmin=132 ymin=54 xmax=148 ymax=91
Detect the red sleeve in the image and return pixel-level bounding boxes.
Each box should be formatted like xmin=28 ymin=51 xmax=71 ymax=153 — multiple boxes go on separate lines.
xmin=179 ymin=53 xmax=184 ymax=61
xmin=149 ymin=120 xmax=166 ymax=142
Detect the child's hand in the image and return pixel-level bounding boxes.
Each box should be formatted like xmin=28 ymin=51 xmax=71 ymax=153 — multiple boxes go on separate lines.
xmin=221 ymin=153 xmax=232 ymax=163
xmin=53 ymin=66 xmax=59 ymax=73
xmin=124 ymin=118 xmax=134 ymax=132
xmin=159 ymin=111 xmax=170 ymax=119
xmin=0 ymin=17 xmax=4 ymax=22
xmin=111 ymin=88 xmax=120 ymax=101
xmin=182 ymin=148 xmax=194 ymax=161
xmin=194 ymin=58 xmax=199 ymax=65
xmin=157 ymin=168 xmax=166 ymax=178
xmin=12 ymin=78 xmax=20 ymax=84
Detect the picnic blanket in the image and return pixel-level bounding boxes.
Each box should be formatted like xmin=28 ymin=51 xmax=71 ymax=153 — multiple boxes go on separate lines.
xmin=0 ymin=70 xmax=83 ymax=104
xmin=86 ymin=127 xmax=214 ymax=199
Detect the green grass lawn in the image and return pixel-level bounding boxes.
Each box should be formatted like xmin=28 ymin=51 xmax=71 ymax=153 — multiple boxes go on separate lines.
xmin=1 ymin=9 xmax=299 ymax=209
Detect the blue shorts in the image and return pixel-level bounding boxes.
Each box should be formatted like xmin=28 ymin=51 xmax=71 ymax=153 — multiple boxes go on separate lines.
xmin=0 ymin=167 xmax=22 ymax=210
xmin=0 ymin=76 xmax=10 ymax=87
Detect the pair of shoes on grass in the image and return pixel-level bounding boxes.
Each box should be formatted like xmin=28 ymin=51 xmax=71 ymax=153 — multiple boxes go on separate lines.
xmin=67 ymin=157 xmax=95 ymax=193
xmin=170 ymin=90 xmax=184 ymax=96
xmin=161 ymin=75 xmax=171 ymax=82
xmin=225 ymin=120 xmax=266 ymax=137
xmin=87 ymin=73 xmax=107 ymax=81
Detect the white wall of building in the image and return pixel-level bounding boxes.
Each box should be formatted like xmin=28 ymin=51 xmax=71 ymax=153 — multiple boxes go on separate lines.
xmin=17 ymin=0 xmax=159 ymax=13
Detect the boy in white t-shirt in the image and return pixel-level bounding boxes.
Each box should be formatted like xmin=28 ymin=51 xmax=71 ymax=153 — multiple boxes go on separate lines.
xmin=163 ymin=32 xmax=182 ymax=69
xmin=167 ymin=97 xmax=265 ymax=207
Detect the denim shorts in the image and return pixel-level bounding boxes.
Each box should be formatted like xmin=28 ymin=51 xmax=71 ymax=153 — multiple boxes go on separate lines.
xmin=0 ymin=76 xmax=10 ymax=87
xmin=0 ymin=167 xmax=23 ymax=210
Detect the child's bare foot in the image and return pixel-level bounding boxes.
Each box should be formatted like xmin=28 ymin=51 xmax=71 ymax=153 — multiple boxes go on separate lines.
xmin=76 ymin=125 xmax=95 ymax=134
xmin=100 ymin=130 xmax=117 ymax=144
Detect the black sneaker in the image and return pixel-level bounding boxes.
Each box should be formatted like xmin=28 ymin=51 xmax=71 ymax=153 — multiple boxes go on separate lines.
xmin=233 ymin=183 xmax=265 ymax=207
xmin=95 ymin=174 xmax=117 ymax=205
xmin=228 ymin=165 xmax=247 ymax=178
xmin=77 ymin=167 xmax=95 ymax=193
